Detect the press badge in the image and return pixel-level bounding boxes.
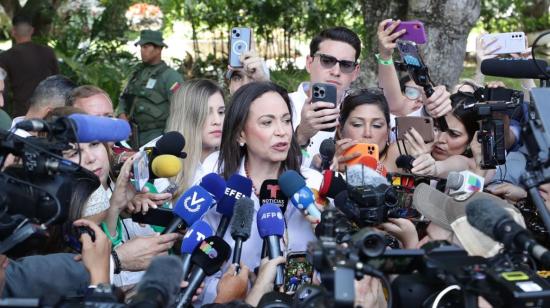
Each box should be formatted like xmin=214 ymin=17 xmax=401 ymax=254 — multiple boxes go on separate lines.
xmin=146 ymin=78 xmax=157 ymax=89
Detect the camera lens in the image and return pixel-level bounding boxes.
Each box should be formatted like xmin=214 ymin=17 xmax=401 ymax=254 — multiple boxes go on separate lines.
xmin=236 ymin=33 xmax=240 ymax=37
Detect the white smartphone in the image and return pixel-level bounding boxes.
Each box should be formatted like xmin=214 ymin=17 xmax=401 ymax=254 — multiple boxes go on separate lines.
xmin=132 ymin=151 xmax=149 ymax=192
xmin=481 ymin=32 xmax=527 ymax=55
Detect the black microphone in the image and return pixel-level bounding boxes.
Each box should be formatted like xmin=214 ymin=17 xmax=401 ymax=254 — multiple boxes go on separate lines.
xmin=128 ymin=256 xmax=183 ymax=308
xmin=259 ymin=179 xmax=288 ymax=213
xmin=395 ymin=154 xmax=415 ymax=171
xmin=257 ymin=204 xmax=285 ymax=287
xmin=230 ymin=197 xmax=255 ymax=272
xmin=176 ymin=236 xmax=231 ymax=308
xmin=466 ymin=198 xmax=550 ymax=267
xmin=319 ymin=138 xmax=335 ymax=170
xmin=481 ymin=58 xmax=550 ymax=79
xmin=319 ymin=170 xmax=347 ymax=200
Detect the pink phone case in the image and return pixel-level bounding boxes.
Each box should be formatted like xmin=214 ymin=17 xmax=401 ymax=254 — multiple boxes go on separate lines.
xmin=385 ymin=20 xmax=427 ymax=44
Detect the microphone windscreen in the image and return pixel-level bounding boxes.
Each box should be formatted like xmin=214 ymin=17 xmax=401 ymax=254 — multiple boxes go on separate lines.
xmin=445 ymin=172 xmax=464 ymax=190
xmin=217 ymin=174 xmax=253 ymax=217
xmin=257 ymin=203 xmax=285 ymax=238
xmin=278 ymin=170 xmax=306 ymax=197
xmin=191 ymin=236 xmax=231 ymax=275
xmin=481 ymin=58 xmax=549 ymax=79
xmin=137 ymin=255 xmax=183 ymax=305
xmin=156 ymin=131 xmax=185 ymax=156
xmin=181 ymin=220 xmax=214 ymax=254
xmin=151 ymin=155 xmax=182 ymax=178
xmin=395 ymin=155 xmax=415 ymax=170
xmin=173 ymin=185 xmax=213 ymax=226
xmin=346 ymin=164 xmax=389 ymax=187
xmin=230 ymin=197 xmax=255 ymax=240
xmin=465 ymin=198 xmax=510 ymax=237
xmin=68 ymin=114 xmax=130 ymax=143
xmin=259 ymin=179 xmax=287 ymax=208
xmin=319 ymin=138 xmax=336 ymax=158
xmin=200 ymin=173 xmax=227 ymax=203
xmin=320 ymin=170 xmax=347 ymax=199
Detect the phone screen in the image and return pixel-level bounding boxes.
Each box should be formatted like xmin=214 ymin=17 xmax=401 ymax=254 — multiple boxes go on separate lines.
xmin=133 ymin=151 xmax=149 ymax=191
xmin=284 ymin=252 xmax=313 ymax=293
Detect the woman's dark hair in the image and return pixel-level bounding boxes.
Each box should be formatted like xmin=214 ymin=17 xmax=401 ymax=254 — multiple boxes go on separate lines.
xmin=399 ymin=75 xmax=412 ymax=92
xmin=339 ymin=88 xmax=391 ymax=128
xmin=449 ymin=92 xmax=479 ymax=144
xmin=218 ymin=82 xmax=301 ymax=179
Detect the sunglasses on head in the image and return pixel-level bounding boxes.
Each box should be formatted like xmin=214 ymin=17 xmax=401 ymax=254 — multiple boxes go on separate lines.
xmin=404 ymin=86 xmax=422 ymax=100
xmin=314 ymin=53 xmax=357 ymax=74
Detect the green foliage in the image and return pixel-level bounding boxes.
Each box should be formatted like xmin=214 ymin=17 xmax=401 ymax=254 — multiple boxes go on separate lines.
xmin=481 ymin=0 xmax=550 ymax=32
xmin=270 ymin=68 xmax=309 ymax=93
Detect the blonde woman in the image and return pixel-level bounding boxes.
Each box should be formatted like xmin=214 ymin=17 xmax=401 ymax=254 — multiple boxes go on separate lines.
xmin=165 ymin=79 xmax=226 ymax=198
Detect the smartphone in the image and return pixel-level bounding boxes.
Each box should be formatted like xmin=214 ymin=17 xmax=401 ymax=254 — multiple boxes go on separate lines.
xmin=284 ymin=251 xmax=314 ymax=293
xmin=229 ymin=27 xmax=252 ymax=68
xmin=344 ymin=143 xmax=379 ymax=165
xmin=131 ymin=207 xmax=175 ymax=227
xmin=311 ymin=83 xmax=337 ymax=132
xmin=63 ymin=225 xmax=96 ymax=253
xmin=133 ymin=151 xmax=149 ymax=192
xmin=385 ymin=20 xmax=427 ymax=44
xmin=395 ymin=116 xmax=434 ymax=143
xmin=481 ymin=32 xmax=527 ymax=55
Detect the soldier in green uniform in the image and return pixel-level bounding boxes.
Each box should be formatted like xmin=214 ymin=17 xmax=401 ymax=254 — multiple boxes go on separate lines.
xmin=116 ymin=30 xmax=183 ymax=148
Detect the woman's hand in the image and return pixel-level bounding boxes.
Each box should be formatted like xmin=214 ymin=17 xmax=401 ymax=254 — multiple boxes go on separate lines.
xmin=377 ymin=19 xmax=406 ymax=59
xmin=486 ymin=183 xmax=527 ymax=203
xmin=355 ymin=275 xmax=387 ymax=308
xmin=379 ymin=218 xmax=419 ymax=249
xmin=73 ymin=219 xmax=111 ymax=285
xmin=411 ymin=153 xmax=437 ymax=176
xmin=403 ymin=127 xmax=434 ymax=158
xmin=110 ymin=154 xmax=138 ymax=213
xmin=333 ymin=138 xmax=359 ymax=172
xmin=128 ymin=187 xmax=172 ymax=214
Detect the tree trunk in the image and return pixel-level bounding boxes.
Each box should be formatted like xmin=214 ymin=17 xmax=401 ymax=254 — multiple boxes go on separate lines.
xmin=407 ymin=0 xmax=480 ymax=88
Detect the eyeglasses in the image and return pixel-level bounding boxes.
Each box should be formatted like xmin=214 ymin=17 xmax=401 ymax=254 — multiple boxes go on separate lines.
xmin=314 ymin=53 xmax=357 ymax=74
xmin=404 ymin=86 xmax=422 ymax=100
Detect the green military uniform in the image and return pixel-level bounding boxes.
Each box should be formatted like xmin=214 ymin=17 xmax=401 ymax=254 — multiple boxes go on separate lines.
xmin=116 ymin=30 xmax=183 ymax=148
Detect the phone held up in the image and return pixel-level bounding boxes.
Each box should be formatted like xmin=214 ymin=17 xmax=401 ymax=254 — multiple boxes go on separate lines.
xmin=311 ymin=83 xmax=337 ymax=132
xmin=229 ymin=27 xmax=252 ymax=68
xmin=385 ymin=20 xmax=427 ymax=45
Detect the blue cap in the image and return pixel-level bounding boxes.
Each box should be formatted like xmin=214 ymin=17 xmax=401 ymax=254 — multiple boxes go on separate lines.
xmin=181 ymin=220 xmax=214 ymax=254
xmin=217 ymin=174 xmax=253 ymax=217
xmin=200 ymin=173 xmax=227 ymax=203
xmin=278 ymin=170 xmax=306 ymax=197
xmin=173 ymin=185 xmax=213 ymax=226
xmin=257 ymin=203 xmax=285 ymax=238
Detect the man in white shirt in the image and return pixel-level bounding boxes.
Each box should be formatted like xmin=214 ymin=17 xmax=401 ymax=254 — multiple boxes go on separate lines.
xmin=291 ymin=27 xmax=362 ymax=168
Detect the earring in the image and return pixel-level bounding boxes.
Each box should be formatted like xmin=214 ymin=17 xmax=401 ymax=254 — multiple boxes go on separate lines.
xmin=239 ymin=142 xmax=245 ymax=147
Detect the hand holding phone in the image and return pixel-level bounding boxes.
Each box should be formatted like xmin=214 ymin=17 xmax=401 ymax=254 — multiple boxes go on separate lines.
xmin=481 ymin=32 xmax=527 ymax=55
xmin=133 ymin=151 xmax=149 ymax=192
xmin=229 ymin=27 xmax=252 ymax=68
xmin=384 ymin=20 xmax=427 ymax=44
xmin=344 ymin=143 xmax=380 ymax=166
xmin=395 ymin=116 xmax=434 ymax=143
xmin=284 ymin=252 xmax=313 ymax=293
xmin=311 ymin=83 xmax=337 ymax=132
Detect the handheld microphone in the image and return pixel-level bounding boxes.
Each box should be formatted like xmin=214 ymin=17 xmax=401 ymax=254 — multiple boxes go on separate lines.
xmin=199 ymin=173 xmax=227 ymax=204
xmin=177 ymin=236 xmax=231 ymax=308
xmin=154 ymin=131 xmax=187 ymax=159
xmin=128 ymin=256 xmax=183 ymax=308
xmin=162 ymin=185 xmax=213 ymax=234
xmin=319 ymin=170 xmax=347 ymax=200
xmin=278 ymin=170 xmax=321 ymax=220
xmin=319 ymin=138 xmax=335 ymax=170
xmin=150 ymin=154 xmax=182 ymax=180
xmin=230 ymin=197 xmax=255 ymax=272
xmin=395 ymin=154 xmax=415 ymax=171
xmin=215 ymin=174 xmax=253 ymax=237
xmin=180 ymin=220 xmax=214 ymax=280
xmin=466 ymin=199 xmax=550 ymax=268
xmin=445 ymin=171 xmax=484 ymax=196
xmin=259 ymin=179 xmax=288 ymax=213
xmin=16 ymin=114 xmax=131 ymax=143
xmin=257 ymin=203 xmax=286 ymax=287
xmin=481 ymin=58 xmax=549 ymax=79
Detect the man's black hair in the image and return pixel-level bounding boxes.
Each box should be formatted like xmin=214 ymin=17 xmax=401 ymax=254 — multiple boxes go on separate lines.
xmin=12 ymin=15 xmax=33 ymax=27
xmin=309 ymin=27 xmax=361 ymax=61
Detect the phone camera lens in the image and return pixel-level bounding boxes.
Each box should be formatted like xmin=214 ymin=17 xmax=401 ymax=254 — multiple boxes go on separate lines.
xmin=236 ymin=33 xmax=240 ymax=37
xmin=319 ymin=89 xmax=325 ymax=95
xmin=232 ymin=29 xmax=237 ymax=34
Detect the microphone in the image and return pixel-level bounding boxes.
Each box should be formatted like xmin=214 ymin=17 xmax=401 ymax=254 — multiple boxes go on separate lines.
xmin=230 ymin=197 xmax=255 ymax=271
xmin=215 ymin=174 xmax=253 ymax=237
xmin=481 ymin=58 xmax=550 ymax=79
xmin=177 ymin=236 xmax=231 ymax=308
xmin=162 ymin=185 xmax=213 ymax=234
xmin=150 ymin=154 xmax=182 ymax=180
xmin=319 ymin=138 xmax=335 ymax=170
xmin=257 ymin=203 xmax=285 ymax=287
xmin=395 ymin=154 xmax=415 ymax=171
xmin=16 ymin=114 xmax=131 ymax=143
xmin=199 ymin=173 xmax=227 ymax=204
xmin=259 ymin=179 xmax=288 ymax=212
xmin=319 ymin=170 xmax=347 ymax=200
xmin=278 ymin=170 xmax=321 ymax=220
xmin=466 ymin=199 xmax=550 ymax=267
xmin=445 ymin=171 xmax=484 ymax=196
xmin=154 ymin=131 xmax=187 ymax=159
xmin=128 ymin=255 xmax=183 ymax=308
xmin=180 ymin=220 xmax=214 ymax=280
xmin=346 ymin=164 xmax=389 ymax=188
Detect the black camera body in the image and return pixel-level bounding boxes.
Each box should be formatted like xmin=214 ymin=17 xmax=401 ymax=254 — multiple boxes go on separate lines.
xmin=346 ymin=184 xmax=399 ymax=226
